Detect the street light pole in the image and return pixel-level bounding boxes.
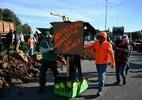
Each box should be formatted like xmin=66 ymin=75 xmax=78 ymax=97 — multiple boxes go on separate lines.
xmin=116 ymin=17 xmax=118 ymax=27
xmin=105 ymin=0 xmax=107 ymax=31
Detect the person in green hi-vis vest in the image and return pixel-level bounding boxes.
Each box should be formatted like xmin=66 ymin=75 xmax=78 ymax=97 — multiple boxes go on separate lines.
xmin=36 ymin=31 xmax=59 ymax=93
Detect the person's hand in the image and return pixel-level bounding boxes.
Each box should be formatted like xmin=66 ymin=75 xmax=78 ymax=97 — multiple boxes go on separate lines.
xmin=93 ymin=49 xmax=95 ymax=52
xmin=83 ymin=47 xmax=85 ymax=51
xmin=115 ymin=47 xmax=118 ymax=50
xmin=111 ymin=66 xmax=114 ymax=69
xmin=53 ymin=47 xmax=57 ymax=51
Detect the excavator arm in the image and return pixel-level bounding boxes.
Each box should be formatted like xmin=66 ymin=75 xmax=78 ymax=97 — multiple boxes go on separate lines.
xmin=50 ymin=12 xmax=70 ymax=21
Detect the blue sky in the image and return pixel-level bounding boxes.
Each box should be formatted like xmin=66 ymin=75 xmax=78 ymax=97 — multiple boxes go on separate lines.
xmin=0 ymin=0 xmax=141 ymax=32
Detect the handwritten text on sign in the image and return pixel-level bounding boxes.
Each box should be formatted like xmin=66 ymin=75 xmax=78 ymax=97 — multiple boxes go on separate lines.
xmin=53 ymin=21 xmax=84 ymax=54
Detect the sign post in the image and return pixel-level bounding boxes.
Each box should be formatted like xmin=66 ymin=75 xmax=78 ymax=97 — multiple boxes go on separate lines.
xmin=53 ymin=21 xmax=88 ymax=98
xmin=53 ymin=21 xmax=84 ymax=77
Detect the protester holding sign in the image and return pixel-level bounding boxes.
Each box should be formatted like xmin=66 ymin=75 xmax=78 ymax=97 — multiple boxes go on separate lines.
xmin=68 ymin=54 xmax=82 ymax=80
xmin=37 ymin=31 xmax=59 ymax=93
xmin=84 ymin=32 xmax=115 ymax=96
xmin=53 ymin=21 xmax=84 ymax=80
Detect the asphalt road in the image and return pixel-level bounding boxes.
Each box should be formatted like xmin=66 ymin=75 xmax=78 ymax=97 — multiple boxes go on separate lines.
xmin=1 ymin=41 xmax=142 ymax=100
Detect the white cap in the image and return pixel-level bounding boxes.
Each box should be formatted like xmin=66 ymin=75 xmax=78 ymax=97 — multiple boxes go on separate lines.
xmin=122 ymin=34 xmax=129 ymax=43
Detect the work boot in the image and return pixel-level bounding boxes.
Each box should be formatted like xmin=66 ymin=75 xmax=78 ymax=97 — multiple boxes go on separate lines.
xmin=123 ymin=78 xmax=127 ymax=85
xmin=97 ymin=78 xmax=99 ymax=82
xmin=125 ymin=71 xmax=129 ymax=75
xmin=113 ymin=81 xmax=120 ymax=85
xmin=97 ymin=91 xmax=102 ymax=96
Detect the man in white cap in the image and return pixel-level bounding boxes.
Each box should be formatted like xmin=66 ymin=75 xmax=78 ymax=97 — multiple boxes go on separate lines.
xmin=122 ymin=34 xmax=131 ymax=75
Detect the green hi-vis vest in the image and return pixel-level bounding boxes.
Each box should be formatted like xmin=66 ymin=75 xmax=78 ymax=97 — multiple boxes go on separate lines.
xmin=40 ymin=38 xmax=57 ymax=61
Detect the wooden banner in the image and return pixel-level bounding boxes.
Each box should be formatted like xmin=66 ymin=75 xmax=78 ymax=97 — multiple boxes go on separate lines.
xmin=53 ymin=21 xmax=84 ymax=55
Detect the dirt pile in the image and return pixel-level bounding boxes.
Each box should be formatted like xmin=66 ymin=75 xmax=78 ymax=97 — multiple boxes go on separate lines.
xmin=0 ymin=51 xmax=41 ymax=89
xmin=82 ymin=50 xmax=94 ymax=60
xmin=0 ymin=50 xmax=94 ymax=91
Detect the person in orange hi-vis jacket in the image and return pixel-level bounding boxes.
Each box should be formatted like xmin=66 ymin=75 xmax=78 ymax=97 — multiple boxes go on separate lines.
xmin=84 ymin=32 xmax=115 ymax=96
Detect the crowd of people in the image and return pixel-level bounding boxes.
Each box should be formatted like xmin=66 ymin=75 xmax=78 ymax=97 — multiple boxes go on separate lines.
xmin=0 ymin=30 xmax=132 ymax=97
xmin=0 ymin=29 xmax=41 ymax=56
xmin=35 ymin=31 xmax=132 ymax=97
xmin=1 ymin=29 xmax=25 ymax=54
xmin=84 ymin=32 xmax=131 ymax=96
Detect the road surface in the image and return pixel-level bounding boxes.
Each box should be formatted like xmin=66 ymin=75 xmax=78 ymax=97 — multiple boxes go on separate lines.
xmin=1 ymin=41 xmax=142 ymax=100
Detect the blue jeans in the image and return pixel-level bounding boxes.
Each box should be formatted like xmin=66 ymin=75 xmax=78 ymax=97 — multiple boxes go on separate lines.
xmin=25 ymin=47 xmax=34 ymax=56
xmin=15 ymin=43 xmax=20 ymax=51
xmin=39 ymin=59 xmax=59 ymax=88
xmin=96 ymin=64 xmax=107 ymax=91
xmin=115 ymin=64 xmax=126 ymax=82
xmin=125 ymin=62 xmax=129 ymax=75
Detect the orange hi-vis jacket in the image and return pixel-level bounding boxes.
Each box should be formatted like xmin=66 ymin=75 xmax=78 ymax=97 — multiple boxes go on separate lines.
xmin=84 ymin=40 xmax=115 ymax=67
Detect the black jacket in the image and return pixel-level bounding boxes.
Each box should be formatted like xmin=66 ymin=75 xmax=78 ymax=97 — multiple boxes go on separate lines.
xmin=6 ymin=32 xmax=13 ymax=44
